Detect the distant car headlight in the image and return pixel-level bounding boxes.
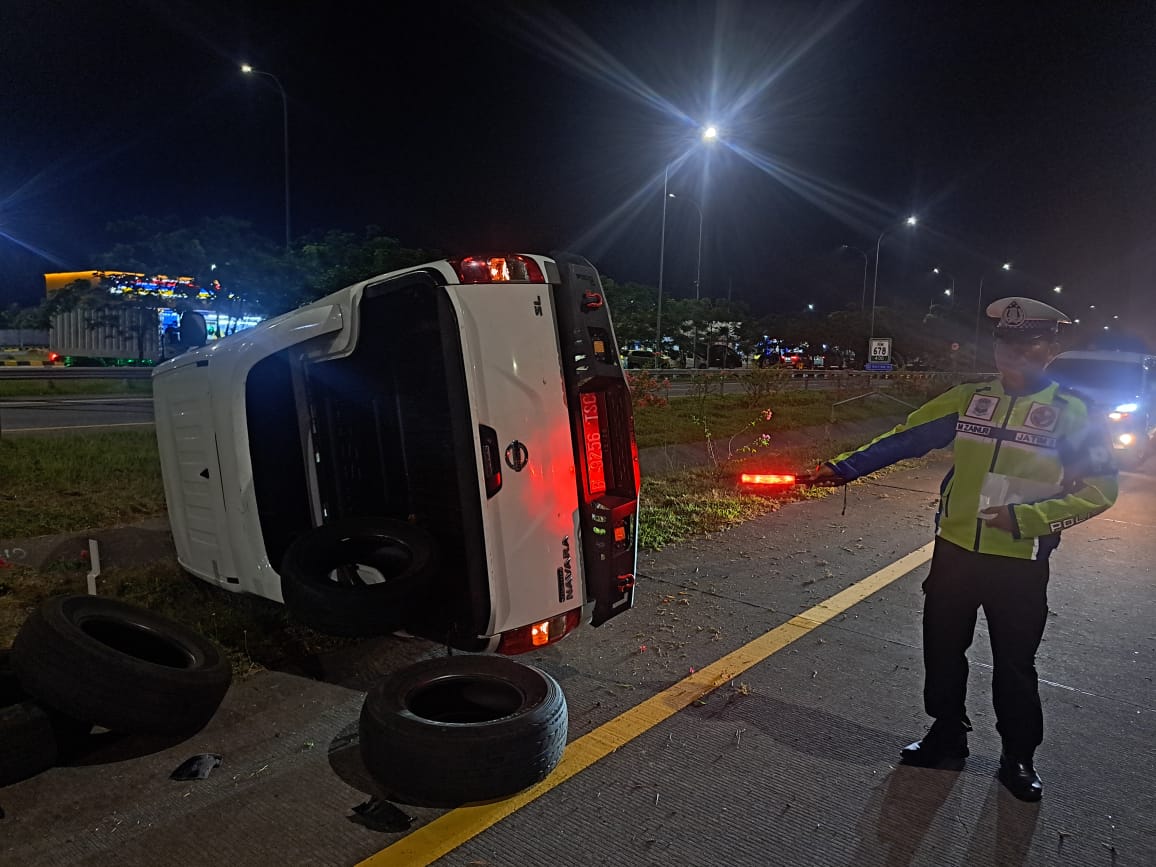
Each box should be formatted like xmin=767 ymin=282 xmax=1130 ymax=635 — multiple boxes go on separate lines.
xmin=1118 ymin=433 xmax=1135 ymax=446
xmin=1114 ymin=402 xmax=1139 ymax=413
xmin=1108 ymin=411 xmax=1128 ymax=421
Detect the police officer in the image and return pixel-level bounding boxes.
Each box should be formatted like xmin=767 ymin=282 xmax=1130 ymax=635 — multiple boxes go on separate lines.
xmin=810 ymin=297 xmax=1118 ymax=801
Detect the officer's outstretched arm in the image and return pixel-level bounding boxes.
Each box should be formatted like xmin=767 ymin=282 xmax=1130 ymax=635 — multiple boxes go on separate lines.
xmin=825 ymin=385 xmax=962 ymax=481
xmin=1007 ymin=418 xmax=1119 ymax=539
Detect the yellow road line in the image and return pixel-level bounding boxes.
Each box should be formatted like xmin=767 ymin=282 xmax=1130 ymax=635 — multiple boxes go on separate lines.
xmin=359 ymin=541 xmax=936 ymax=867
xmin=5 ymin=421 xmax=155 ymax=433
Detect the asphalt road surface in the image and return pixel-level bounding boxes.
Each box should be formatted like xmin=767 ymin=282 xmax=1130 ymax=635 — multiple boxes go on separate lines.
xmin=0 ymin=397 xmax=155 ymax=434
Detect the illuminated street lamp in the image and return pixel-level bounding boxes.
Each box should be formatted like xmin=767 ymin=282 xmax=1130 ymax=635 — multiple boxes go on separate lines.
xmin=972 ymin=262 xmax=1012 ymax=368
xmin=655 ymin=124 xmax=719 ymax=357
xmin=241 ymin=64 xmax=291 ymax=250
xmin=869 ymin=216 xmax=918 ymax=341
xmin=1054 ymin=285 xmax=1063 ymax=294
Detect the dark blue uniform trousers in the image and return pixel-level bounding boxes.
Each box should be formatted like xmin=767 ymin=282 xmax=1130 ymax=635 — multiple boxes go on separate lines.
xmin=922 ymin=537 xmax=1050 ymax=757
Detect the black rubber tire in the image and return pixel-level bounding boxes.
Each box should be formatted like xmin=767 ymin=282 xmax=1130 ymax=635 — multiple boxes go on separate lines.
xmin=359 ymin=655 xmax=568 ymax=806
xmin=279 ymin=517 xmax=435 ymax=638
xmin=0 ymin=649 xmax=90 ymax=786
xmin=11 ymin=596 xmax=232 ymax=736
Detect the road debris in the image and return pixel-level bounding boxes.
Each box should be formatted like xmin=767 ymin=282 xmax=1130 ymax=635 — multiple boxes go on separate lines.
xmin=169 ymin=754 xmax=222 ymax=781
xmin=348 ymin=797 xmax=413 ymax=833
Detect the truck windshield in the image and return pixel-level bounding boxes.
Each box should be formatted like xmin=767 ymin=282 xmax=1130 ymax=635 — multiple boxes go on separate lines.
xmin=1048 ymin=359 xmax=1143 ymax=394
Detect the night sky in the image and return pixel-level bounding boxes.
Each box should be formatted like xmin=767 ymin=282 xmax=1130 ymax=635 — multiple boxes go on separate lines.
xmin=2 ymin=0 xmax=1154 ymax=338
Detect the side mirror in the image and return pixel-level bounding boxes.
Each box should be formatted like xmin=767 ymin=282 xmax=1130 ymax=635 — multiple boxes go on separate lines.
xmin=180 ymin=312 xmax=208 ymax=349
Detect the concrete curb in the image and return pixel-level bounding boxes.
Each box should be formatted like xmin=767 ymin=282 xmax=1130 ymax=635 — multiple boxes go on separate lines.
xmin=1 ymin=518 xmax=175 ymax=572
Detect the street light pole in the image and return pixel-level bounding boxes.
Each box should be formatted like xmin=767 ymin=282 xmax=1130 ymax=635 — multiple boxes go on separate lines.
xmin=840 ymin=245 xmax=869 ymax=312
xmin=869 ymin=216 xmax=917 ymax=342
xmin=654 ymin=163 xmax=670 ymax=356
xmin=668 ymin=192 xmax=704 ymax=367
xmin=242 ymin=64 xmax=291 ymax=250
xmin=654 ymin=125 xmax=718 ymax=362
xmin=972 ymin=262 xmax=1011 ymax=369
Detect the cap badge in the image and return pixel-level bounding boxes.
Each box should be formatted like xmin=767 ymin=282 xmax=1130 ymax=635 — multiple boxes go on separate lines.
xmin=1001 ymin=301 xmax=1026 ymax=329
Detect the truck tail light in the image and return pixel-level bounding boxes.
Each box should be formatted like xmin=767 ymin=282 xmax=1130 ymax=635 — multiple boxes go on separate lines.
xmin=497 ymin=609 xmax=581 ymax=655
xmin=453 ymin=255 xmax=545 ymax=284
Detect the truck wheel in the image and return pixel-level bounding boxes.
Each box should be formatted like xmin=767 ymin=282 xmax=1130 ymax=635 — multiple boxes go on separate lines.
xmin=12 ymin=596 xmax=232 ymax=737
xmin=359 ymin=655 xmax=567 ymax=806
xmin=279 ymin=517 xmax=435 ymax=638
xmin=0 ymin=649 xmax=90 ymax=786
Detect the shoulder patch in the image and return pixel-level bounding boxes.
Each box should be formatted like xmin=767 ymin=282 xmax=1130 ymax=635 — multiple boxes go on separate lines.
xmin=1024 ymin=402 xmax=1061 ymax=431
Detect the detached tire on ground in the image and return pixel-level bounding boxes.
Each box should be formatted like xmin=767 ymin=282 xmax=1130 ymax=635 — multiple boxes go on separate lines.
xmin=0 ymin=649 xmax=90 ymax=786
xmin=279 ymin=517 xmax=436 ymax=638
xmin=12 ymin=596 xmax=232 ymax=737
xmin=359 ymin=655 xmax=568 ymax=806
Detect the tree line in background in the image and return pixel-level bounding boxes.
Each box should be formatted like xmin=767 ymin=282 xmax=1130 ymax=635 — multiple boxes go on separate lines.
xmin=0 ymin=215 xmax=1128 ymax=367
xmin=0 ymin=216 xmax=442 ymax=333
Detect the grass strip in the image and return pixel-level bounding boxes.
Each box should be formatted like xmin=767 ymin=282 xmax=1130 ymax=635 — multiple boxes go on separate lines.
xmin=0 ymin=430 xmax=166 ymax=538
xmin=632 ymin=384 xmax=928 ymax=450
xmin=0 ymin=559 xmax=355 ymax=675
xmin=0 ymin=391 xmax=940 ymax=673
xmin=0 ymin=379 xmax=153 ymax=398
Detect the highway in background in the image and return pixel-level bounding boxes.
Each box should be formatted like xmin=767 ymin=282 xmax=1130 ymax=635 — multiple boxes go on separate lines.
xmin=0 ymin=396 xmax=154 ymax=433
xmin=0 ymin=367 xmax=957 ymax=433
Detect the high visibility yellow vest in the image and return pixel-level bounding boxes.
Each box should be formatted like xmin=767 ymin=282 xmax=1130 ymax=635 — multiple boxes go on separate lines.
xmin=828 ymin=378 xmax=1118 ymax=560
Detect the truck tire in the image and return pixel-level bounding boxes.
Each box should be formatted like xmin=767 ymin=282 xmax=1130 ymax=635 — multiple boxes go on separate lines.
xmin=359 ymin=655 xmax=567 ymax=806
xmin=1 ymin=649 xmax=90 ymax=786
xmin=11 ymin=596 xmax=232 ymax=737
xmin=279 ymin=518 xmax=435 ymax=638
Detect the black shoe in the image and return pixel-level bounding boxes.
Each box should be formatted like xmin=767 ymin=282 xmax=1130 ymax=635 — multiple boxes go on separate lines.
xmin=899 ymin=730 xmax=969 ymax=767
xmin=998 ymin=753 xmax=1043 ymax=802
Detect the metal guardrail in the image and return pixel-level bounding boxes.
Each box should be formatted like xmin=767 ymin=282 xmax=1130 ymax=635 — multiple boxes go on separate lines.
xmin=639 ymin=368 xmax=983 ymax=387
xmin=2 ymin=365 xmax=988 ymax=383
xmin=0 ymin=367 xmax=154 ymax=380
xmin=645 ymin=367 xmax=977 ymax=378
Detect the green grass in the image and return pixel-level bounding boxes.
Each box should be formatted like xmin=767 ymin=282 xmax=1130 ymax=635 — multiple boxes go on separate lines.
xmin=637 ymin=439 xmax=867 ymax=549
xmin=0 ymin=431 xmax=166 ymax=538
xmin=0 ymin=417 xmax=935 ymax=674
xmin=632 ymin=383 xmax=928 ymax=450
xmin=0 ymin=378 xmax=153 ymax=398
xmin=0 ymin=387 xmax=920 ymax=542
xmin=0 ymin=559 xmax=355 ymax=675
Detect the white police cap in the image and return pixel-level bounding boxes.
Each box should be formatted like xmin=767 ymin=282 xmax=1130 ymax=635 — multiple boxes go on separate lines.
xmin=986 ymin=296 xmax=1071 ymax=333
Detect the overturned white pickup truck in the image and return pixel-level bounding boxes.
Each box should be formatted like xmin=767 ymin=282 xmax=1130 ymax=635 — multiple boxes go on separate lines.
xmin=152 ymin=252 xmax=641 ymax=654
